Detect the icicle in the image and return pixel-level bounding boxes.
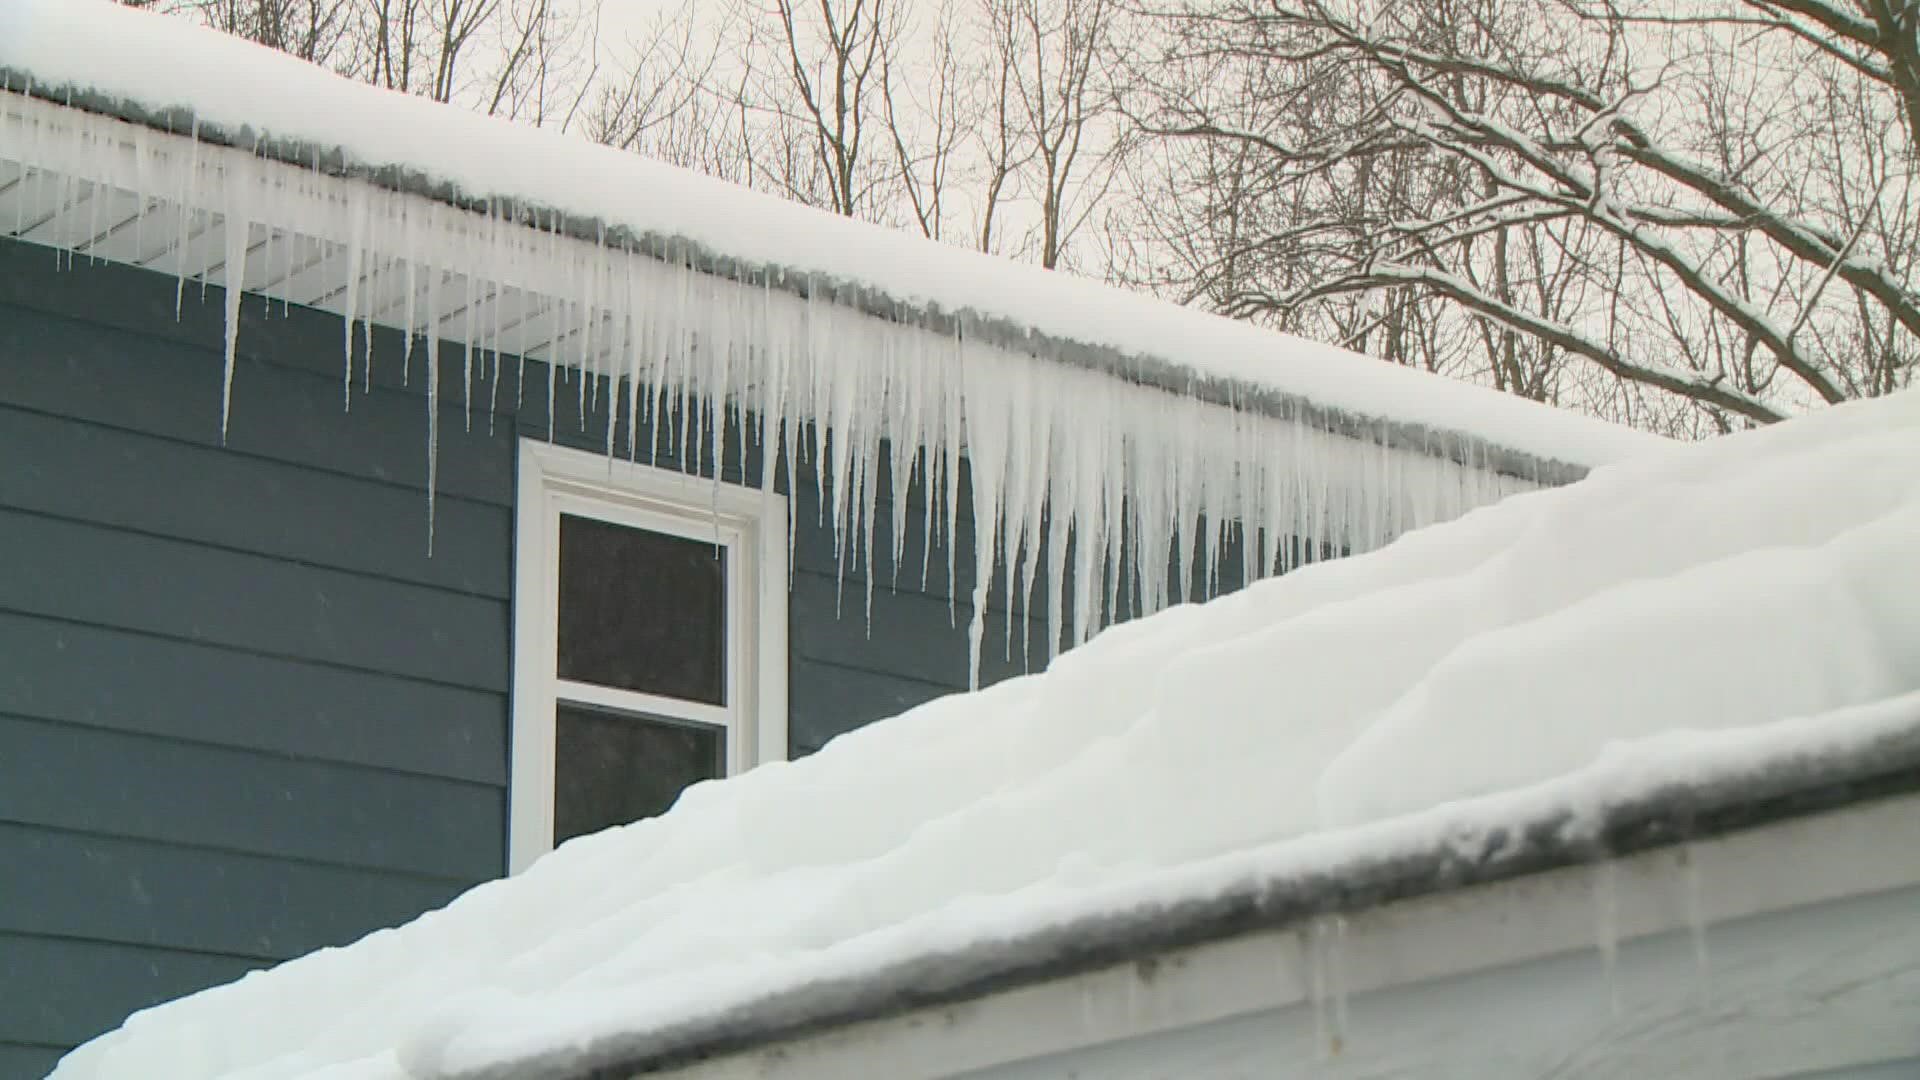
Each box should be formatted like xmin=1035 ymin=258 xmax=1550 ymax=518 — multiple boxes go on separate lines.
xmin=8 ymin=88 xmax=1551 ymax=654
xmin=1305 ymin=920 xmax=1330 ymax=1060
xmin=422 ymin=210 xmax=441 ymax=555
xmin=941 ymin=327 xmax=963 ymax=627
xmin=1592 ymin=858 xmax=1621 ymax=1015
xmin=340 ymin=185 xmax=365 ymax=412
xmin=174 ymin=116 xmax=199 ymax=320
xmin=486 ymin=202 xmax=504 ymax=437
xmin=401 ymin=205 xmax=417 ymax=388
xmin=887 ymin=325 xmax=920 ymax=594
xmin=999 ymin=358 xmax=1033 ymax=662
xmin=858 ymin=355 xmax=882 ymax=633
xmin=1306 ymin=915 xmax=1349 ymax=1058
xmin=83 ymin=171 xmax=100 ymax=266
xmin=1680 ymin=843 xmax=1711 ymax=994
xmin=1045 ymin=433 xmax=1072 ymax=660
xmin=460 ymin=227 xmax=475 ymax=433
xmin=543 ymin=217 xmax=560 ymax=442
xmin=960 ymin=339 xmax=1011 ymax=691
xmin=259 ymin=221 xmax=275 ymax=316
xmin=128 ymin=126 xmax=151 ymax=268
xmin=1014 ymin=370 xmax=1050 ymax=664
xmin=217 ymin=149 xmax=255 ymax=443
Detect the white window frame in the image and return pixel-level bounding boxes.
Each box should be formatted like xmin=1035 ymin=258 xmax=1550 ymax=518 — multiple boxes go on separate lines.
xmin=509 ymin=440 xmax=788 ymax=873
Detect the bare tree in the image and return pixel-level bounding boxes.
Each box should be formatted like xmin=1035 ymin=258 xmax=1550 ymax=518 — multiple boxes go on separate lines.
xmin=125 ymin=0 xmax=356 ymax=63
xmin=1730 ymin=0 xmax=1920 ymax=148
xmin=1120 ymin=0 xmax=1919 ymax=430
xmin=969 ymin=0 xmax=1028 ymax=252
xmin=476 ymin=0 xmax=602 ymax=126
xmin=880 ymin=0 xmax=966 ymax=240
xmin=584 ymin=2 xmax=760 ymax=180
xmin=730 ymin=0 xmax=906 ymax=217
xmin=987 ymin=0 xmax=1118 ymax=269
xmin=132 ymin=0 xmax=602 ymax=128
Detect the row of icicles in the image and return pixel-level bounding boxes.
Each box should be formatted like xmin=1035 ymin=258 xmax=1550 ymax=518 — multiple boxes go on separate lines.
xmin=3 ymin=90 xmax=1536 ymax=687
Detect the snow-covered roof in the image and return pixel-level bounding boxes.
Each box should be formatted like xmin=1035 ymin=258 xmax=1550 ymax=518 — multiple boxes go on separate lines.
xmin=50 ymin=388 xmax=1920 ymax=1080
xmin=0 ymin=0 xmax=1656 ymax=474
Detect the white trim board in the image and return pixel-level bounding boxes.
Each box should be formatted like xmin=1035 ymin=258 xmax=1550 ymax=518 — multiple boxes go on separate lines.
xmin=509 ymin=440 xmax=788 ymax=874
xmin=642 ymin=791 xmax=1920 ymax=1080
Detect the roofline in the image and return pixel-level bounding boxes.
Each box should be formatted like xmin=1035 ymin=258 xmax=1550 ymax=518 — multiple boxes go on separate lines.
xmin=513 ymin=708 xmax=1920 ymax=1080
xmin=3 ymin=77 xmax=1595 ymax=487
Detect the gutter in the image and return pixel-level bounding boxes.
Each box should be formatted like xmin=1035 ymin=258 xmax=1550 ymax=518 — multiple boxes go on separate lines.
xmin=481 ymin=705 xmax=1920 ymax=1080
xmin=3 ymin=76 xmax=1599 ymax=487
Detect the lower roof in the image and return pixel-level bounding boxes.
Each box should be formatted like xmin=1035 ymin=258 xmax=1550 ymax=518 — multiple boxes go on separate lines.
xmin=569 ymin=695 xmax=1920 ymax=1080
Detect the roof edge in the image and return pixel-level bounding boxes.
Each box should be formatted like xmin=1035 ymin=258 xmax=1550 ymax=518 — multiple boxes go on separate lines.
xmin=506 ymin=705 xmax=1920 ymax=1080
xmin=3 ymin=76 xmax=1596 ymax=486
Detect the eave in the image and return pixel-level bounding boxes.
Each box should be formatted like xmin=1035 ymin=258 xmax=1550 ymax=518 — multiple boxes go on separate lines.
xmin=0 ymin=77 xmax=1625 ymax=487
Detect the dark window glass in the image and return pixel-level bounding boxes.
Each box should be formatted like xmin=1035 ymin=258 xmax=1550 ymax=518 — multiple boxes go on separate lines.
xmin=553 ymin=703 xmax=725 ymax=844
xmin=557 ymin=514 xmax=726 ymax=704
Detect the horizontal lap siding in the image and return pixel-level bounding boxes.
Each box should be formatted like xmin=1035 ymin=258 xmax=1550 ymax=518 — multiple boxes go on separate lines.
xmin=0 ymin=242 xmax=512 ymax=1074
xmin=0 ymin=612 xmax=503 ymax=784
xmin=0 ymin=405 xmax=509 ymax=596
xmin=0 ymin=510 xmax=507 ymax=689
xmin=0 ymin=716 xmax=500 ymax=880
xmin=0 ymin=824 xmax=467 ymax=961
xmin=0 ymin=934 xmax=262 ymax=1051
xmin=0 ymin=1048 xmax=61 ymax=1080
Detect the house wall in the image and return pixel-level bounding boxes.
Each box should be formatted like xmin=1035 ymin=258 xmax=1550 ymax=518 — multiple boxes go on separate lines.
xmin=0 ymin=240 xmax=516 ymax=1078
xmin=0 ymin=237 xmax=1101 ymax=1075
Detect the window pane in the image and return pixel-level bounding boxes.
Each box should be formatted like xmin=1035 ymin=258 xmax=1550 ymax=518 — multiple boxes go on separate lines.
xmin=557 ymin=513 xmax=727 ymax=705
xmin=553 ymin=703 xmax=725 ymax=845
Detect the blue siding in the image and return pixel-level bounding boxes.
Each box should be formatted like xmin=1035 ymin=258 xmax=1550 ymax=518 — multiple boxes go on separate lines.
xmin=0 ymin=235 xmax=1124 ymax=1072
xmin=0 ymin=934 xmax=261 ymax=1050
xmin=0 ymin=1048 xmax=61 ymax=1080
xmin=0 ymin=242 xmax=514 ymax=1074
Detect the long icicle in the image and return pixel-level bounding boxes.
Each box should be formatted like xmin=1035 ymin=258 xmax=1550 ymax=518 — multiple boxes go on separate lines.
xmin=217 ymin=146 xmax=254 ymax=443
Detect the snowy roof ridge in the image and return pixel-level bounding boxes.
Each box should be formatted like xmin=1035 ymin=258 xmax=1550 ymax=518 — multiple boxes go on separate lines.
xmin=447 ymin=693 xmax=1920 ymax=1080
xmin=0 ymin=71 xmax=1590 ymax=485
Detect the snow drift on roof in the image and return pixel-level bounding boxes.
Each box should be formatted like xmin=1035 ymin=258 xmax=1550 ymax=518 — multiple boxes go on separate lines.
xmin=50 ymin=390 xmax=1920 ymax=1080
xmin=0 ymin=0 xmax=1659 ymax=472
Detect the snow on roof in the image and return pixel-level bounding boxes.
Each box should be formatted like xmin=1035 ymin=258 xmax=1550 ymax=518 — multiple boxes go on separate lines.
xmin=50 ymin=390 xmax=1920 ymax=1080
xmin=0 ymin=0 xmax=1658 ymax=473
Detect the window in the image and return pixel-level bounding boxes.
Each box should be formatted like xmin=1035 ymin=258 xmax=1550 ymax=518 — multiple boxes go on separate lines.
xmin=509 ymin=441 xmax=787 ymax=872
